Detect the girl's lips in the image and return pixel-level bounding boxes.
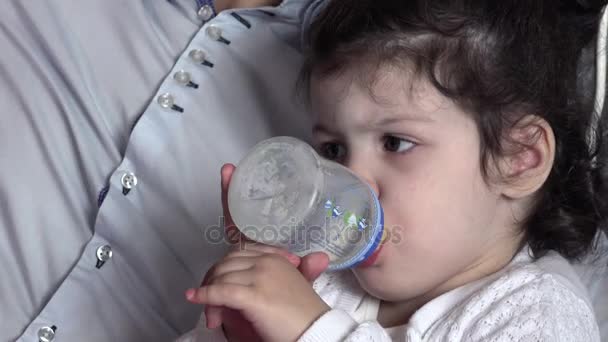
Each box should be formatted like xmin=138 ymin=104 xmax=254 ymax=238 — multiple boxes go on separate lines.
xmin=357 ymin=243 xmax=384 ymax=268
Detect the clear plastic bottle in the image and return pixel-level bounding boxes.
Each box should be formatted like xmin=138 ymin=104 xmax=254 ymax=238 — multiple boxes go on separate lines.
xmin=227 ymin=136 xmax=384 ymax=270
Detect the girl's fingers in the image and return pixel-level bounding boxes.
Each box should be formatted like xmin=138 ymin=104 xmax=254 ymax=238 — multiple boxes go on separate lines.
xmin=239 ymin=242 xmax=301 ymax=265
xmin=203 ymin=252 xmax=257 ymax=330
xmin=298 ymin=252 xmax=330 ymax=283
xmin=220 ymin=164 xmax=239 ymax=243
xmin=205 ymin=257 xmax=257 ymax=285
xmin=188 ymin=283 xmax=252 ymax=310
xmin=204 ymin=306 xmax=224 ymax=330
xmin=220 ymin=164 xmax=235 ymax=206
xmin=200 ymin=252 xmax=257 ymax=286
xmin=211 ymin=269 xmax=257 ymax=287
xmin=188 ymin=268 xmax=256 ymax=320
xmin=224 ymin=250 xmax=265 ymax=259
xmin=201 ymin=247 xmax=298 ymax=328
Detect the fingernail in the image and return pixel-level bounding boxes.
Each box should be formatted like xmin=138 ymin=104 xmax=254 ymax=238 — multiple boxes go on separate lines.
xmin=288 ymin=254 xmax=300 ymax=263
xmin=185 ymin=288 xmax=195 ymax=300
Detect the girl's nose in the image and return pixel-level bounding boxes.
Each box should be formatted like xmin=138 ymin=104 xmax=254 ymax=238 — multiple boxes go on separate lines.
xmin=345 ymin=159 xmax=380 ymax=199
xmin=359 ymin=174 xmax=380 ymax=199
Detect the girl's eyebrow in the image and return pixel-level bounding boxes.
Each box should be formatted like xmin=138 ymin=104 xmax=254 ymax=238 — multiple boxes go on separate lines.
xmin=313 ymin=112 xmax=434 ymax=135
xmin=312 ymin=123 xmax=348 ymax=138
xmin=312 ymin=124 xmax=333 ymax=135
xmin=371 ymin=113 xmax=434 ymax=127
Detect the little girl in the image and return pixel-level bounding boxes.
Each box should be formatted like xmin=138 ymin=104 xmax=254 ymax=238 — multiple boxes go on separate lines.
xmin=182 ymin=0 xmax=608 ymax=340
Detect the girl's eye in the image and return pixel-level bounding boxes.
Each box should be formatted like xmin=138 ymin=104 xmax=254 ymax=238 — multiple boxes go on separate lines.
xmin=319 ymin=142 xmax=347 ymax=161
xmin=383 ymin=136 xmax=415 ymax=153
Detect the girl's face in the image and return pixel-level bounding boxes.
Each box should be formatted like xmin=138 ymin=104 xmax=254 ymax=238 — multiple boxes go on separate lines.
xmin=310 ymin=66 xmax=523 ymax=302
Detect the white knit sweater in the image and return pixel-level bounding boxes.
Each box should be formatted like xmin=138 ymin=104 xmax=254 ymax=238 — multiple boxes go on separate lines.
xmin=177 ymin=248 xmax=600 ymax=342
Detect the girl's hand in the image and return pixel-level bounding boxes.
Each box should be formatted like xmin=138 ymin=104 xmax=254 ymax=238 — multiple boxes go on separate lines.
xmin=187 ymin=250 xmax=331 ymax=342
xmin=198 ymin=164 xmax=329 ymax=341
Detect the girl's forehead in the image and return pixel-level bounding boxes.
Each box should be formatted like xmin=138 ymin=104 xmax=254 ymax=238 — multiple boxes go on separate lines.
xmin=311 ymin=66 xmax=452 ymax=119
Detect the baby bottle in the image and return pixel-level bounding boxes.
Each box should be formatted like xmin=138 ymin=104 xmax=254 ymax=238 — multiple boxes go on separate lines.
xmin=227 ymin=136 xmax=385 ymax=271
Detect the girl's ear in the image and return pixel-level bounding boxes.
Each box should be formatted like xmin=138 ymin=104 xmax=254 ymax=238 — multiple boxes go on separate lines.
xmin=497 ymin=115 xmax=556 ymax=199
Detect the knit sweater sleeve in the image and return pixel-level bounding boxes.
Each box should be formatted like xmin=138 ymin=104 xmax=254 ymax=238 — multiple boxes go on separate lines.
xmin=297 ymin=272 xmax=392 ymax=342
xmin=298 ymin=309 xmax=392 ymax=342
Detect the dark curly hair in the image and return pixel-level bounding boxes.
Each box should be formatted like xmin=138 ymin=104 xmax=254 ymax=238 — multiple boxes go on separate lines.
xmin=301 ymin=0 xmax=608 ymax=260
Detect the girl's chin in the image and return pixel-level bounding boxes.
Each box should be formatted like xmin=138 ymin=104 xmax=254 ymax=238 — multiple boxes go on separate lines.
xmin=351 ymin=277 xmax=396 ymax=302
